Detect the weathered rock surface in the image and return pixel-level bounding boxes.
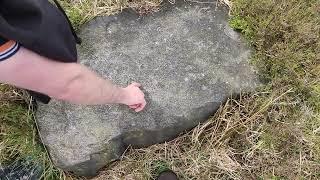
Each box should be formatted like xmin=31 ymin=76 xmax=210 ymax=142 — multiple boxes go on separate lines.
xmin=36 ymin=0 xmax=258 ymax=176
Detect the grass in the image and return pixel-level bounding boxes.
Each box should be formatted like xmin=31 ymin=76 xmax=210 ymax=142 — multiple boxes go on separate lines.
xmin=0 ymin=0 xmax=319 ymax=179
xmin=95 ymin=90 xmax=320 ymax=179
xmin=94 ymin=92 xmax=292 ymax=179
xmin=0 ymin=86 xmax=67 ymax=179
xmin=59 ymin=0 xmax=162 ymax=30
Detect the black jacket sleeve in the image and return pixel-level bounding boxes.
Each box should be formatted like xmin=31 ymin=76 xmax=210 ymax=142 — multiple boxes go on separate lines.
xmin=0 ymin=0 xmax=80 ymax=104
xmin=0 ymin=36 xmax=6 ymax=45
xmin=0 ymin=0 xmax=78 ymax=63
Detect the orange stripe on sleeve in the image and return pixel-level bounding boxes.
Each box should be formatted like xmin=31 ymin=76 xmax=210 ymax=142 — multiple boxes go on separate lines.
xmin=0 ymin=40 xmax=16 ymax=52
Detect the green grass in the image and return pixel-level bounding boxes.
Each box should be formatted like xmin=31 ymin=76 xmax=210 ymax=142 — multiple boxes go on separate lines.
xmin=231 ymin=0 xmax=320 ymax=153
xmin=0 ymin=86 xmax=65 ymax=179
xmin=150 ymin=160 xmax=171 ymax=177
xmin=227 ymin=0 xmax=320 ymax=178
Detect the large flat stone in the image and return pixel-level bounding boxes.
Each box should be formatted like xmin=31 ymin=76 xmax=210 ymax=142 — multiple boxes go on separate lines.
xmin=36 ymin=0 xmax=258 ymax=176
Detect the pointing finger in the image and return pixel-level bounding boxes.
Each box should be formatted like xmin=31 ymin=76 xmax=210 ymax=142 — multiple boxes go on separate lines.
xmin=131 ymin=82 xmax=141 ymax=87
xmin=129 ymin=104 xmax=140 ymax=109
xmin=135 ymin=100 xmax=146 ymax=112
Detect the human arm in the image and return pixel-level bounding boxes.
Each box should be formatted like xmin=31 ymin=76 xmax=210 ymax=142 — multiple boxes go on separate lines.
xmin=0 ymin=46 xmax=146 ymax=112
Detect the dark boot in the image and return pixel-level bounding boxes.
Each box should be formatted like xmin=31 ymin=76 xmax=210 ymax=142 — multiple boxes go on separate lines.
xmin=156 ymin=170 xmax=178 ymax=180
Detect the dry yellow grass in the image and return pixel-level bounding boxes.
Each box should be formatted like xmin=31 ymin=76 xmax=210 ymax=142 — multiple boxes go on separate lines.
xmin=60 ymin=0 xmax=163 ymax=29
xmin=93 ymin=91 xmax=294 ymax=180
xmin=61 ymin=0 xmax=230 ymax=29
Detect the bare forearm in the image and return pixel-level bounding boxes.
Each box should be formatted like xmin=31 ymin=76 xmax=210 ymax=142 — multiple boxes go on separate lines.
xmin=56 ymin=63 xmax=126 ymax=105
xmin=0 ymin=47 xmax=146 ymax=110
xmin=0 ymin=47 xmax=125 ymax=105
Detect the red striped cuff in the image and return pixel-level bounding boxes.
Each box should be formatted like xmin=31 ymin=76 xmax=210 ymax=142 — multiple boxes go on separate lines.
xmin=0 ymin=40 xmax=20 ymax=61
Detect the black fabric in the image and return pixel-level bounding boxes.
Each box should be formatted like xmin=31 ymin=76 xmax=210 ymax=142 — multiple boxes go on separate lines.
xmin=0 ymin=0 xmax=81 ymax=103
xmin=0 ymin=0 xmax=79 ymax=62
xmin=0 ymin=36 xmax=7 ymax=45
xmin=156 ymin=170 xmax=179 ymax=180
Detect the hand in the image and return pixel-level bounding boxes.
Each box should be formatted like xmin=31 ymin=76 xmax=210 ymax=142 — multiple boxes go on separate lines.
xmin=120 ymin=82 xmax=147 ymax=112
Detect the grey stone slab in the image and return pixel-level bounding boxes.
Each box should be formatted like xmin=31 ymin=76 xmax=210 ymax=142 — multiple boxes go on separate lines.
xmin=36 ymin=0 xmax=258 ymax=176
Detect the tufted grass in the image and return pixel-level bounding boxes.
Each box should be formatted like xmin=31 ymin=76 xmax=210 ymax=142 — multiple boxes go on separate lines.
xmin=0 ymin=0 xmax=319 ymax=179
xmin=0 ymin=86 xmax=69 ymax=179
xmin=59 ymin=0 xmax=162 ymax=30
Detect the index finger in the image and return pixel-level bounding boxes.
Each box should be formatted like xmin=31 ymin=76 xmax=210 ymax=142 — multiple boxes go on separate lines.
xmin=135 ymin=100 xmax=146 ymax=112
xmin=131 ymin=82 xmax=141 ymax=87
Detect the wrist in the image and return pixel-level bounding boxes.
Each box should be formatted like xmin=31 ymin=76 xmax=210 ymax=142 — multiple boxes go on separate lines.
xmin=113 ymin=87 xmax=127 ymax=104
